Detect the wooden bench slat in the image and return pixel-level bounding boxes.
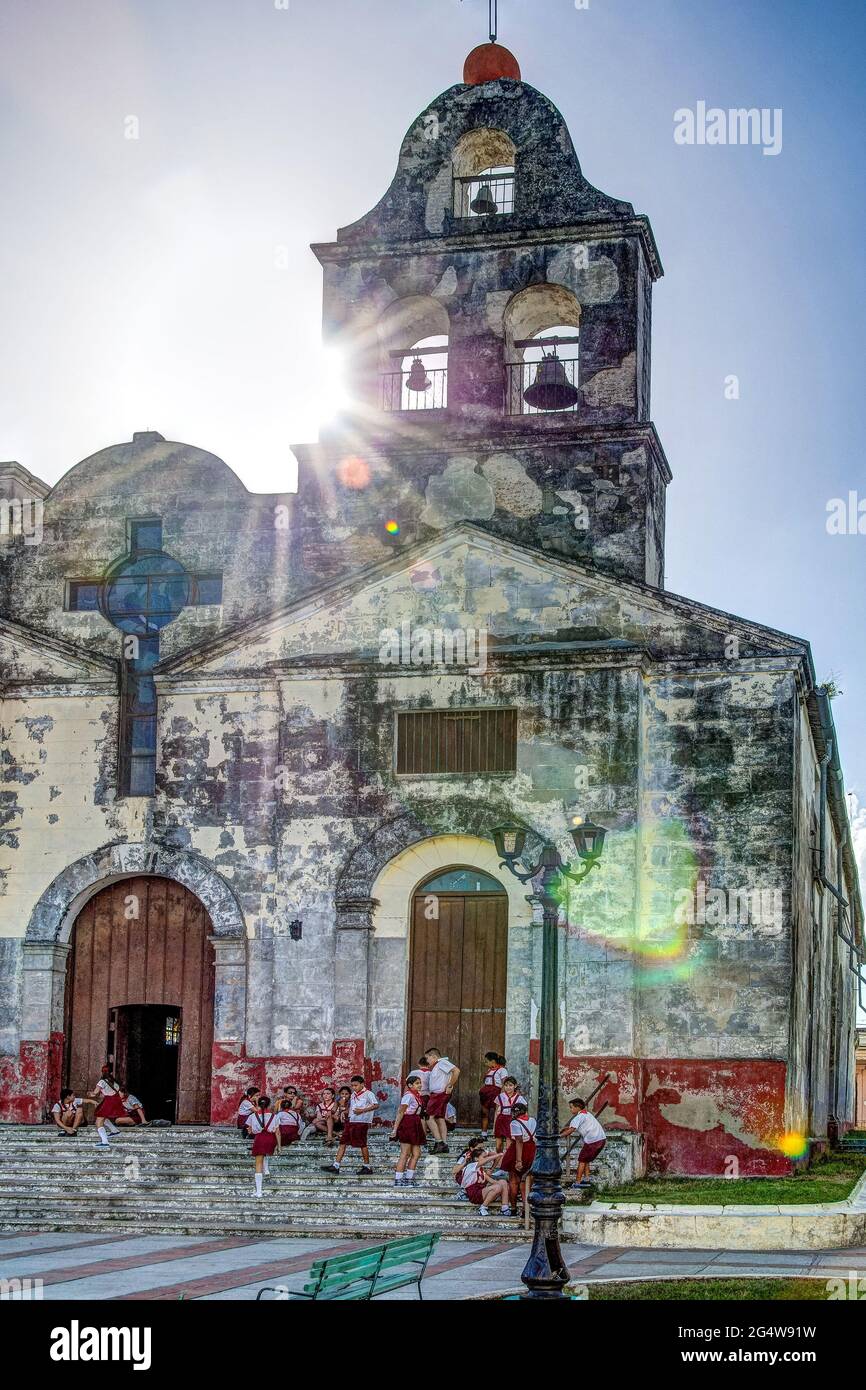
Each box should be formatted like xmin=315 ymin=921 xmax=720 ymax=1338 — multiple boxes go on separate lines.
xmin=268 ymin=1233 xmax=439 ymax=1302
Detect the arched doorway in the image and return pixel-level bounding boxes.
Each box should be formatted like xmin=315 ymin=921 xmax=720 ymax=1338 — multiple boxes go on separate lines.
xmin=406 ymin=867 xmax=508 ymax=1127
xmin=64 ymin=877 xmax=215 ymax=1123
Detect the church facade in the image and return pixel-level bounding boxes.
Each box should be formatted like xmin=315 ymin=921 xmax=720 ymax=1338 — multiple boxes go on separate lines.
xmin=1 ymin=46 xmax=862 ymax=1174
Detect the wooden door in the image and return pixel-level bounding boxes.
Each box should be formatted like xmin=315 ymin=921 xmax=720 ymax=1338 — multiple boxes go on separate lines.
xmin=407 ymin=891 xmax=507 ymax=1126
xmin=66 ymin=877 xmax=215 ymax=1123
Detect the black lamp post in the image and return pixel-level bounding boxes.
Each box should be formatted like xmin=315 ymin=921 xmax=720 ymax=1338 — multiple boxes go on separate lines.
xmin=490 ymin=817 xmax=607 ymax=1300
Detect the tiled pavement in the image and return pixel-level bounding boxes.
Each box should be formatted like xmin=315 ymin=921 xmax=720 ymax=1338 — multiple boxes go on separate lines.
xmin=2 ymin=1232 xmax=864 ymax=1300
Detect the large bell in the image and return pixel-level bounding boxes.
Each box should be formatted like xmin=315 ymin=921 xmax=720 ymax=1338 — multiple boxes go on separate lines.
xmin=523 ymin=351 xmax=579 ymax=412
xmin=405 ymin=355 xmax=432 ymax=393
xmin=470 ymin=182 xmax=498 ymax=216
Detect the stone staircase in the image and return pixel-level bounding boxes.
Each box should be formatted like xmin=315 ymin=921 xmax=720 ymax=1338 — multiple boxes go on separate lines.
xmin=0 ymin=1126 xmax=535 ymax=1242
xmin=839 ymin=1130 xmax=866 ymax=1154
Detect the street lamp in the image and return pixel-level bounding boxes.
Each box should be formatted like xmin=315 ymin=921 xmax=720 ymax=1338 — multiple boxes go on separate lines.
xmin=490 ymin=817 xmax=607 ymax=1300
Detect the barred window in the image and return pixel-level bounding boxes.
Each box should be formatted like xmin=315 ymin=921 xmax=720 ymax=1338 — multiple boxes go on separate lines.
xmin=396 ymin=708 xmax=517 ymax=775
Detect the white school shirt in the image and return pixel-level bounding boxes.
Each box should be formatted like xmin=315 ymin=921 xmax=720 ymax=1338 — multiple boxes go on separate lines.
xmin=52 ymin=1098 xmax=82 ymax=1118
xmin=96 ymin=1077 xmax=120 ymax=1097
xmin=349 ymin=1089 xmax=378 ymax=1123
xmin=123 ymin=1094 xmax=142 ymax=1111
xmin=445 ymin=1102 xmax=457 ymax=1123
xmin=428 ymin=1059 xmax=456 ymax=1094
xmin=237 ymin=1098 xmax=257 ymax=1118
xmin=568 ymin=1111 xmax=605 ymax=1144
xmin=399 ymin=1091 xmax=422 ymax=1115
xmin=414 ymin=1070 xmax=431 ymax=1096
xmin=246 ymin=1111 xmax=278 ymax=1135
xmin=278 ymin=1109 xmax=300 ymax=1129
xmin=497 ymin=1091 xmax=526 ymax=1116
xmin=460 ymin=1161 xmax=482 ymax=1191
xmin=484 ymin=1065 xmax=508 ymax=1089
xmin=510 ymin=1116 xmax=537 ymax=1140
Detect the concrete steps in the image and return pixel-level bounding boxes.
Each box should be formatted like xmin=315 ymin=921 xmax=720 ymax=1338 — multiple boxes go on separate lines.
xmin=0 ymin=1125 xmax=531 ymax=1242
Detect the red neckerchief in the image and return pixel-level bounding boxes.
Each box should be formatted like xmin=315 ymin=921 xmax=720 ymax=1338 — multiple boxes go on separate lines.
xmin=499 ymin=1091 xmax=519 ymax=1113
xmin=403 ymin=1090 xmax=421 ymax=1113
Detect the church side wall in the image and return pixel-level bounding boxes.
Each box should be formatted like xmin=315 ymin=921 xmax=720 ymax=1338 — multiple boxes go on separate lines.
xmin=628 ymin=667 xmax=797 ymax=1174
xmin=0 ymin=686 xmax=141 ymax=1119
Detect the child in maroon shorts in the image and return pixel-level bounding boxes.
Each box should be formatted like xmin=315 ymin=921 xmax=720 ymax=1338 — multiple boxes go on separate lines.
xmin=561 ymin=1097 xmax=606 ymax=1186
xmin=322 ymin=1076 xmax=378 ymax=1176
xmin=391 ymin=1074 xmax=424 ymax=1185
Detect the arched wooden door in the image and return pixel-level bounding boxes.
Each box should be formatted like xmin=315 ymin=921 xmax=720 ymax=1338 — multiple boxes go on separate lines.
xmin=65 ymin=877 xmax=215 ymax=1123
xmin=406 ymin=868 xmax=508 ymax=1127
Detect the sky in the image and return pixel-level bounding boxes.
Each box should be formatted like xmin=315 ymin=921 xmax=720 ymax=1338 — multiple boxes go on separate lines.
xmin=1 ymin=0 xmax=865 ymax=884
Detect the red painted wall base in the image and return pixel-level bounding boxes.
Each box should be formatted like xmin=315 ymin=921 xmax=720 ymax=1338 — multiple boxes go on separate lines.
xmin=0 ymin=1035 xmax=64 ymax=1123
xmin=529 ymin=1044 xmax=792 ymax=1176
xmin=210 ymin=1039 xmax=369 ymax=1124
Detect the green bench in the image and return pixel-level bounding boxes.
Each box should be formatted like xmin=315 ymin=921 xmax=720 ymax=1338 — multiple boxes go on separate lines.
xmin=256 ymin=1233 xmax=440 ymax=1301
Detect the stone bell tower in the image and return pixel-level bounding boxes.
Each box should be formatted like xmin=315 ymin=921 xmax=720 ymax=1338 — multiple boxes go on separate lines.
xmin=292 ymin=41 xmax=669 ymax=590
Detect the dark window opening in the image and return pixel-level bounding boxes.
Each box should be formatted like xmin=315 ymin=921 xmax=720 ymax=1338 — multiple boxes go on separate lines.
xmin=193 ymin=575 xmax=223 ymax=605
xmin=66 ymin=581 xmax=101 ymax=612
xmin=119 ymin=667 xmax=157 ymax=797
xmin=396 ymin=708 xmax=517 ymax=776
xmin=129 ymin=517 xmax=163 ymax=554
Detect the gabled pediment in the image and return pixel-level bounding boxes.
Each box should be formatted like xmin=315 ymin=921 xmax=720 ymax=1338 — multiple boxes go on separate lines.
xmin=155 ymin=525 xmax=808 ymax=682
xmin=0 ymin=617 xmax=117 ymax=688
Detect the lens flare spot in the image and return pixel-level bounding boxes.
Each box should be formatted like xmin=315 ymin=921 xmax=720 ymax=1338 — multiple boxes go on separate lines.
xmin=385 ymin=519 xmax=400 ymax=535
xmin=774 ymin=1131 xmax=809 ymax=1159
xmin=337 ymin=456 xmax=370 ymax=489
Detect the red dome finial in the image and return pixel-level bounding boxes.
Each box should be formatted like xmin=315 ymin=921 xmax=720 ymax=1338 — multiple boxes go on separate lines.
xmin=463 ymin=41 xmax=522 ymax=85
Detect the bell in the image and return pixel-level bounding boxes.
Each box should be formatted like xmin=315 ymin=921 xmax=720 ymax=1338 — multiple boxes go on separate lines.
xmin=523 ymin=352 xmax=580 ymax=412
xmin=405 ymin=355 xmax=432 ymax=393
xmin=470 ymin=183 xmax=498 ymax=216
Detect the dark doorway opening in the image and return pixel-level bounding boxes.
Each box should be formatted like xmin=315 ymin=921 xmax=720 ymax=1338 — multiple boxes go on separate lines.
xmin=109 ymin=1004 xmax=181 ymax=1123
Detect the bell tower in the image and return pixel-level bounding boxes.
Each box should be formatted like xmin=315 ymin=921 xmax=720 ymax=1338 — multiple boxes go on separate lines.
xmin=293 ymin=41 xmax=669 ymax=589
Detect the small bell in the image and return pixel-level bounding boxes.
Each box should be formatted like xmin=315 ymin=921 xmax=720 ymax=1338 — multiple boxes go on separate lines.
xmin=523 ymin=351 xmax=580 ymax=412
xmin=405 ymin=356 xmax=432 ymax=393
xmin=470 ymin=183 xmax=498 ymax=216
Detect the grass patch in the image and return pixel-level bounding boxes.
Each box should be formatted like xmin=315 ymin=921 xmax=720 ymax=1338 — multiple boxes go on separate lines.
xmin=600 ymin=1152 xmax=866 ymax=1207
xmin=588 ymin=1278 xmax=833 ymax=1301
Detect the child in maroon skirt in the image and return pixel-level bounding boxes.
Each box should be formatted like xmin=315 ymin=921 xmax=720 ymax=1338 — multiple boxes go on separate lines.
xmin=236 ymin=1087 xmax=260 ymax=1140
xmin=117 ymin=1089 xmax=147 ymax=1125
xmin=478 ymin=1051 xmax=507 ymax=1138
xmin=246 ymin=1095 xmax=281 ymax=1198
xmin=390 ymin=1075 xmax=424 ymax=1186
xmin=306 ymin=1087 xmax=337 ymax=1144
xmin=492 ymin=1076 xmax=526 ymax=1153
xmin=500 ymin=1102 xmax=537 ymax=1212
xmin=454 ymin=1141 xmax=511 ymax=1217
xmin=87 ymin=1067 xmax=125 ymax=1147
xmin=335 ymin=1085 xmax=351 ymax=1134
xmin=277 ymin=1100 xmax=302 ymax=1148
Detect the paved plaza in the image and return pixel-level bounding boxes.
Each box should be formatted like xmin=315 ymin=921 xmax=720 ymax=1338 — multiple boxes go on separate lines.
xmin=2 ymin=1232 xmax=863 ymax=1301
